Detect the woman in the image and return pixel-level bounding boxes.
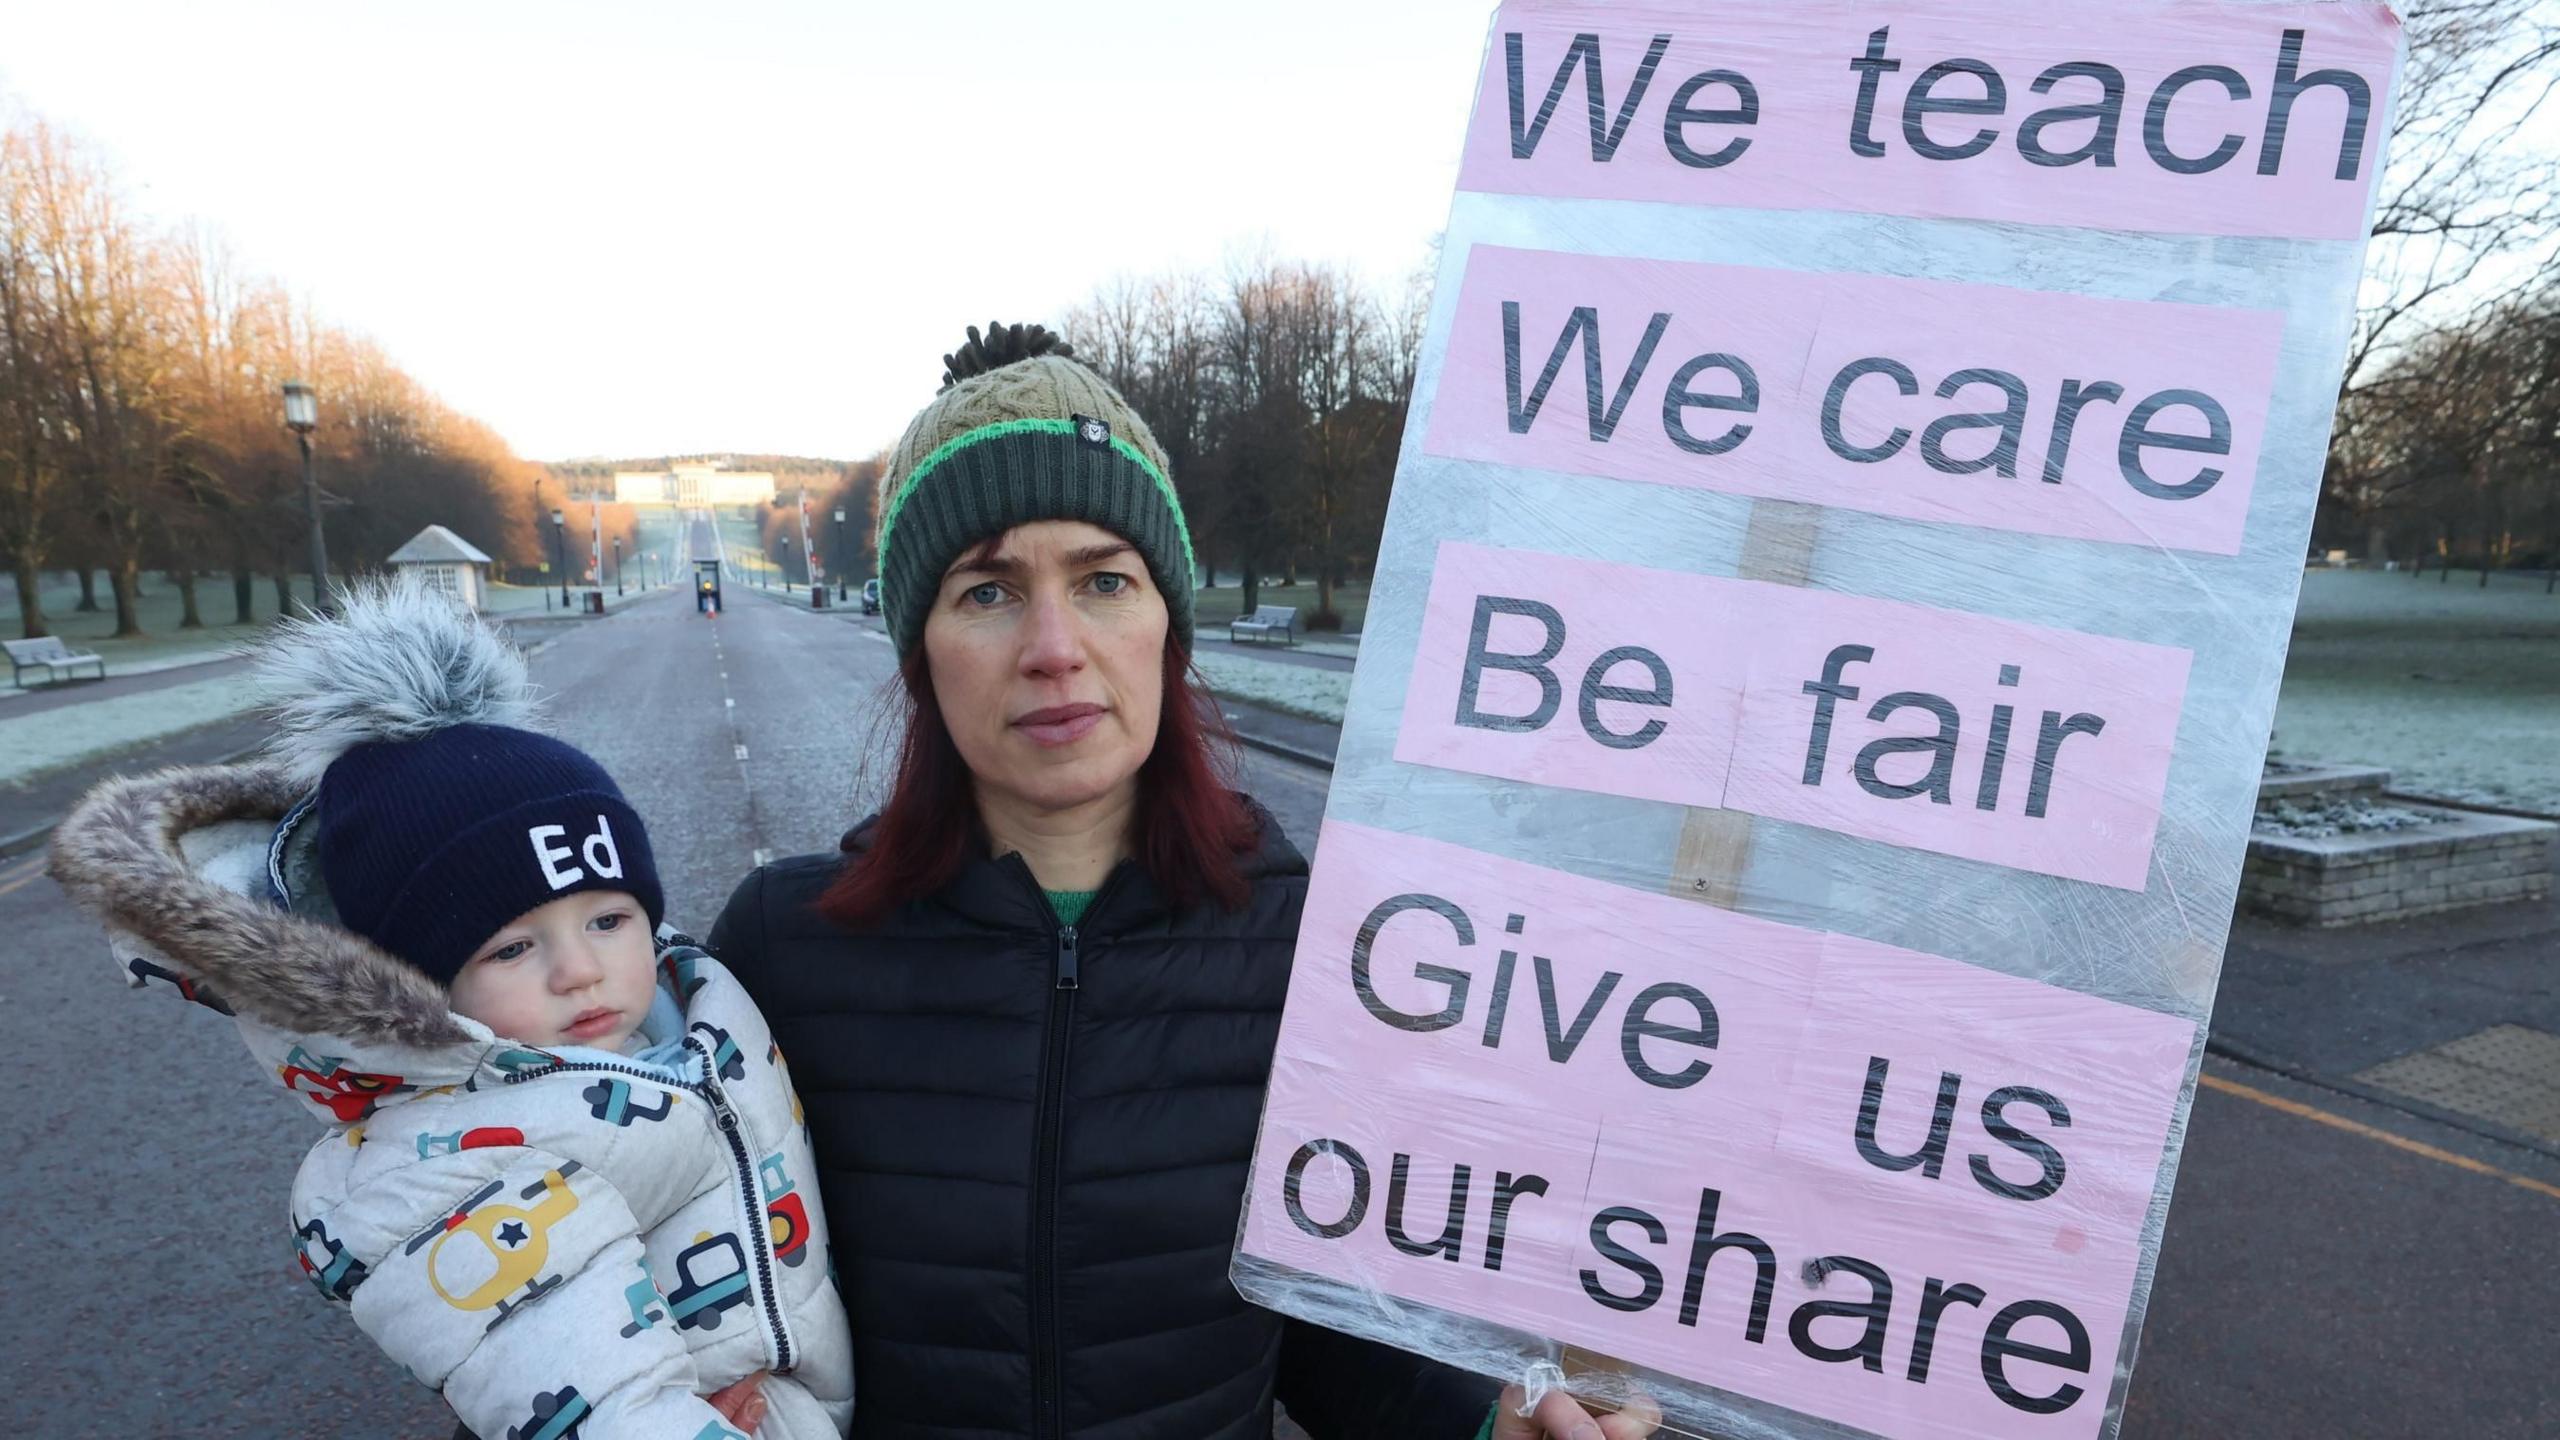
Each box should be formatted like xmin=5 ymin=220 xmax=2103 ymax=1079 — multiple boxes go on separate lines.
xmin=708 ymin=323 xmax=1654 ymax=1440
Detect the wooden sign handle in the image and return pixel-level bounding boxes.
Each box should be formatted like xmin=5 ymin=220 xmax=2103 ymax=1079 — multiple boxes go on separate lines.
xmin=1547 ymin=501 xmax=1825 ymax=1437
xmin=1670 ymin=499 xmax=1823 ymax=910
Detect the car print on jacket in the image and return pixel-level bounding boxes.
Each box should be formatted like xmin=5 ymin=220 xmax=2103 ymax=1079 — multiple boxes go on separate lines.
xmin=294 ymin=1216 xmax=369 ymax=1301
xmin=278 ymin=1042 xmax=407 ymax=1122
xmin=666 ymin=1229 xmax=753 ymax=1333
xmin=583 ymin=1077 xmax=676 ymax=1127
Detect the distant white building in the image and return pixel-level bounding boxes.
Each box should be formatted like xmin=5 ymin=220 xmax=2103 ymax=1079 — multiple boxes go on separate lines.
xmin=611 ymin=461 xmax=777 ymax=507
xmin=386 ymin=525 xmax=495 ymax=609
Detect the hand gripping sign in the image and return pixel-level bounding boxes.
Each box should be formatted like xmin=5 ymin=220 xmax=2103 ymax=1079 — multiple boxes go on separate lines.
xmin=1230 ymin=4 xmax=2400 ymax=1439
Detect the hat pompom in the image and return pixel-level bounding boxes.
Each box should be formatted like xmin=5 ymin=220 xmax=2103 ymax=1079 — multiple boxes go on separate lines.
xmin=940 ymin=320 xmax=1074 ymax=391
xmin=256 ymin=575 xmax=541 ymax=789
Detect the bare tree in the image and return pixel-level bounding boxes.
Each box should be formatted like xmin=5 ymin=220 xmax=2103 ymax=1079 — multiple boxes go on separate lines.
xmin=0 ymin=121 xmax=66 ymax=637
xmin=2328 ymin=0 xmax=2560 ymax=544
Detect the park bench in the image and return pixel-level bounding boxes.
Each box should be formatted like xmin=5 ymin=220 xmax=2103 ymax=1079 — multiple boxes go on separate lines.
xmin=1229 ymin=604 xmax=1299 ymax=647
xmin=5 ymin=634 xmax=106 ymax=687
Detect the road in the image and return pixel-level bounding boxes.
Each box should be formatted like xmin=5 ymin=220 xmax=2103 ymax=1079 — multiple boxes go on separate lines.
xmin=0 ymin=587 xmax=2548 ymax=1436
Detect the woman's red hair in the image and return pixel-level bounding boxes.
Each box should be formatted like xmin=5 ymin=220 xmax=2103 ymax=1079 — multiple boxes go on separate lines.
xmin=818 ymin=638 xmax=1262 ymax=928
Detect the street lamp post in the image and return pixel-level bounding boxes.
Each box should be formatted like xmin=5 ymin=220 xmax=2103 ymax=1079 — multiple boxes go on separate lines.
xmin=535 ymin=476 xmax=551 ymax=610
xmin=613 ymin=537 xmax=625 ymax=596
xmin=833 ymin=508 xmax=849 ymax=602
xmin=281 ymin=381 xmax=328 ymax=615
xmin=782 ymin=534 xmax=796 ymax=588
xmin=551 ymin=508 xmax=569 ymax=608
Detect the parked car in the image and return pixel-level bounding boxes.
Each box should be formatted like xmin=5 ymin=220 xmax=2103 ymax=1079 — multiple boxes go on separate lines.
xmin=860 ymin=578 xmax=881 ymax=615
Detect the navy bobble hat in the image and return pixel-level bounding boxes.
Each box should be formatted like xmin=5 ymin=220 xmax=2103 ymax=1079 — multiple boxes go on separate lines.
xmin=254 ymin=577 xmax=663 ymax=990
xmin=316 ymin=723 xmax=664 ymax=987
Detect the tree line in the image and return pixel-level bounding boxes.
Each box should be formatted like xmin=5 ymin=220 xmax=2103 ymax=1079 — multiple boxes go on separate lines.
xmin=0 ymin=108 xmax=549 ymax=640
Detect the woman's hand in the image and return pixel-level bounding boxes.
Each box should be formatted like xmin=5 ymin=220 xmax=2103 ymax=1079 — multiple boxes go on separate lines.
xmin=1491 ymin=1383 xmax=1662 ymax=1440
xmin=707 ymin=1371 xmax=769 ymax=1434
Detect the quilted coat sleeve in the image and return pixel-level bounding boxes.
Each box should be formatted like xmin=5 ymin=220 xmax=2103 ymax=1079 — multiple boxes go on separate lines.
xmin=318 ymin=1145 xmax=749 ymax=1440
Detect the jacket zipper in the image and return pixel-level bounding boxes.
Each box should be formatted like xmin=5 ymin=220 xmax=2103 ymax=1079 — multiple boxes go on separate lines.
xmin=1022 ymin=861 xmax=1134 ymax=1440
xmin=1030 ymin=921 xmax=1078 ymax=1440
xmin=501 ymin=1051 xmax=796 ymax=1372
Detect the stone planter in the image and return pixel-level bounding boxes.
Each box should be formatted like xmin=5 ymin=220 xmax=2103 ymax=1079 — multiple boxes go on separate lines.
xmin=2243 ymin=764 xmax=2554 ymax=926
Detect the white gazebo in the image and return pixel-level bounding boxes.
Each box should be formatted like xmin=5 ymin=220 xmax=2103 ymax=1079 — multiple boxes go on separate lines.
xmin=386 ymin=525 xmax=495 ymax=609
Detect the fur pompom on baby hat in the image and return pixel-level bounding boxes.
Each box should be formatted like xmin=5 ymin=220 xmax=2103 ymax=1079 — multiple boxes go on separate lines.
xmin=254 ymin=576 xmax=662 ymax=986
xmin=873 ymin=320 xmax=1196 ymax=656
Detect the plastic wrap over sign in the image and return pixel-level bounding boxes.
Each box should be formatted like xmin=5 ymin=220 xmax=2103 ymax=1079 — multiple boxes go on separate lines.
xmin=1232 ymin=3 xmax=2401 ymax=1439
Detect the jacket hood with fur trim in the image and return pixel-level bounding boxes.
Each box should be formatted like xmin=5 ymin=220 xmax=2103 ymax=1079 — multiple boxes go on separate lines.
xmin=46 ymin=760 xmax=523 ymax=1117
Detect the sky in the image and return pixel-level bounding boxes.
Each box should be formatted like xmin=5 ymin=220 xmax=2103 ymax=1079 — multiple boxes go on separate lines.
xmin=0 ymin=0 xmax=1497 ymax=462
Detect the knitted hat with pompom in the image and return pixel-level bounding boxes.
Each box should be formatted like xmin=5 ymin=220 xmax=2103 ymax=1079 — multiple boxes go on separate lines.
xmin=873 ymin=321 xmax=1195 ymax=657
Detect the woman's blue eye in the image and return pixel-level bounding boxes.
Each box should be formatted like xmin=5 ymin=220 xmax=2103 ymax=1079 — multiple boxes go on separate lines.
xmin=966 ymin=583 xmax=1004 ymax=606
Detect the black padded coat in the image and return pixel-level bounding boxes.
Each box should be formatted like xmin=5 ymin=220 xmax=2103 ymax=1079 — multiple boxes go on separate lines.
xmin=705 ymin=810 xmax=1496 ymax=1440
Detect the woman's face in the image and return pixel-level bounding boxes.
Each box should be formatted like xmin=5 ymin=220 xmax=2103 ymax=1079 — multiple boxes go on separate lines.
xmin=922 ymin=519 xmax=1167 ymax=819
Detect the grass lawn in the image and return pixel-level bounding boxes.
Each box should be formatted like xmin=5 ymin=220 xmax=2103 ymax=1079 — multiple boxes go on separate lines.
xmin=1191 ymin=580 xmax=1369 ymax=634
xmin=482 ymin=581 xmax=586 ymax=615
xmin=3 ymin=570 xmax=293 ymax=679
xmin=2271 ymin=568 xmax=2560 ymax=813
xmin=0 ymin=671 xmax=265 ymax=784
xmin=1190 ymin=650 xmax=1352 ymax=724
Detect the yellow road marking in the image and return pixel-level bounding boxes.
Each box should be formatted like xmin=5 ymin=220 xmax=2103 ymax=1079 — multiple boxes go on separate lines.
xmin=0 ymin=853 xmax=49 ymax=898
xmin=2200 ymin=1071 xmax=2560 ymax=1202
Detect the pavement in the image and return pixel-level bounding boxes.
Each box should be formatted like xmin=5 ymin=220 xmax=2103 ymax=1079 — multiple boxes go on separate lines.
xmin=3 ymin=588 xmax=2555 ymax=1435
xmin=2213 ymin=847 xmax=2560 ymax=1162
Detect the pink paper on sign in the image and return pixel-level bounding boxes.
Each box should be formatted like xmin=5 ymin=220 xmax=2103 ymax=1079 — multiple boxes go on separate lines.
xmin=1398 ymin=541 xmax=1745 ymax=808
xmin=1395 ymin=542 xmax=2193 ymax=889
xmin=1459 ymin=1 xmax=2399 ymax=241
xmin=1723 ymin=586 xmax=2193 ymax=890
xmin=1424 ymin=246 xmax=2283 ymax=555
xmin=1241 ymin=823 xmax=2198 ymax=1440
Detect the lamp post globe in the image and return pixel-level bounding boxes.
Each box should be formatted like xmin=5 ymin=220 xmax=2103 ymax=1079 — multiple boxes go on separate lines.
xmin=281 ymin=380 xmax=330 ymax=614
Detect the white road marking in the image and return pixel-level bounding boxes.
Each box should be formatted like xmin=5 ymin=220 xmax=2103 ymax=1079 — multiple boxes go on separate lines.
xmin=752 ymin=847 xmax=775 ymax=867
xmin=734 ymin=744 xmax=750 ymax=761
xmin=725 ymin=697 xmax=735 ymax=708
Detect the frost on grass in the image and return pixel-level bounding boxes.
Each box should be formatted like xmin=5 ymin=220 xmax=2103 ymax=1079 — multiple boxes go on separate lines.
xmin=2272 ymin=569 xmax=2560 ymax=815
xmin=0 ymin=673 xmax=264 ymax=785
xmin=1189 ymin=650 xmax=1350 ymax=724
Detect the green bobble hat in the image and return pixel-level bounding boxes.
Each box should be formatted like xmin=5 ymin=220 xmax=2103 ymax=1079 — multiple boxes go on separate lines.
xmin=874 ymin=321 xmax=1196 ymax=657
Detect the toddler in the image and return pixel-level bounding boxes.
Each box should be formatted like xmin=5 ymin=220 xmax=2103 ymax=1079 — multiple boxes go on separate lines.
xmin=49 ymin=580 xmax=853 ymax=1439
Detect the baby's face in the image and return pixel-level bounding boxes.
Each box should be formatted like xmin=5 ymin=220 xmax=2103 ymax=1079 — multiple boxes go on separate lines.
xmin=448 ymin=890 xmax=657 ymax=1049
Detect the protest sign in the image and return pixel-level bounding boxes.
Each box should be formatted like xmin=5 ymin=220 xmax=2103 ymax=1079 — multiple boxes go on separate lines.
xmin=1231 ymin=4 xmax=2401 ymax=1438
